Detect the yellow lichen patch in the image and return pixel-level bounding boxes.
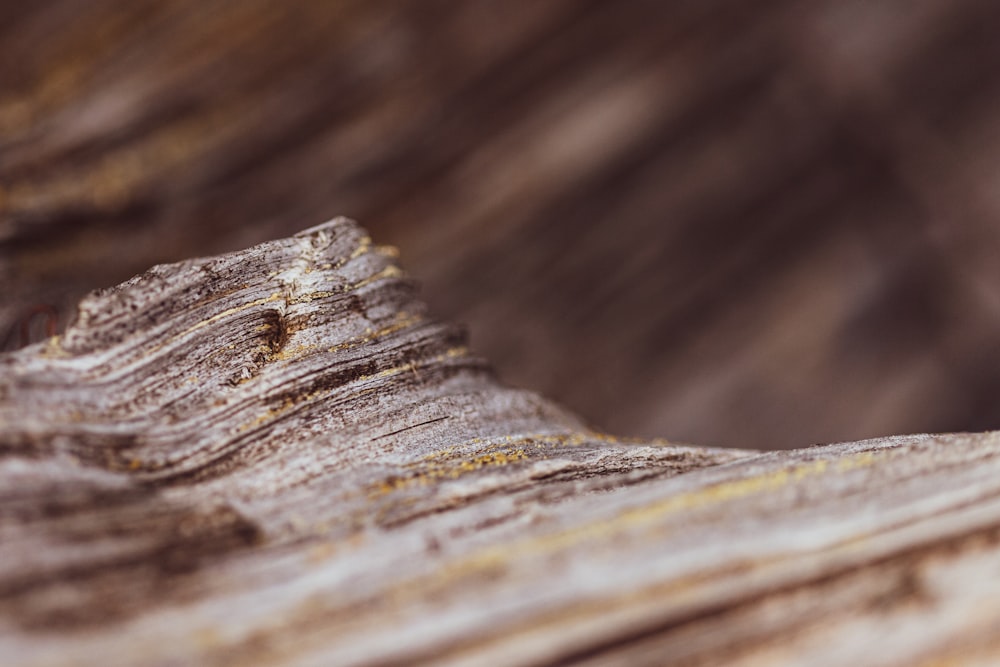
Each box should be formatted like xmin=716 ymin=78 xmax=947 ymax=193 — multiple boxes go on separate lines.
xmin=838 ymin=450 xmax=877 ymax=471
xmin=366 ymin=361 xmax=418 ymax=382
xmin=350 ymin=265 xmax=404 ymax=291
xmin=373 ymin=449 xmax=528 ymax=495
xmin=268 ymin=344 xmax=317 ymax=362
xmin=288 ymin=290 xmax=341 ymax=305
xmin=454 ymin=450 xmax=527 ymax=474
xmin=418 ymin=446 xmax=458 ymax=464
xmin=349 ymin=235 xmax=372 ymax=260
xmin=376 ymin=476 xmax=412 ymax=494
xmin=41 ymin=335 xmax=67 ymax=359
xmin=415 ymin=431 xmax=600 ymax=470
xmin=378 ymin=312 xmax=425 ymax=338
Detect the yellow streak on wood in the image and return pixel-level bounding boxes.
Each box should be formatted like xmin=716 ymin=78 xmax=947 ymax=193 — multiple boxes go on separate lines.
xmin=376 ymin=449 xmax=529 ymax=494
xmin=288 ymin=290 xmax=341 ymax=304
xmin=350 ymin=265 xmax=404 ymax=290
xmin=435 ymin=449 xmax=886 ymax=582
xmin=349 ymin=236 xmax=372 ymax=260
xmin=327 ymin=312 xmax=424 ymax=354
xmin=171 ymin=291 xmax=284 ymax=340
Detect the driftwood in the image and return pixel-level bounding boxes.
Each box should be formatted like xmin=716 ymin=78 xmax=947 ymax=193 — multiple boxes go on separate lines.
xmin=6 ymin=1 xmax=1000 ymax=450
xmin=2 ymin=218 xmax=1000 ymax=665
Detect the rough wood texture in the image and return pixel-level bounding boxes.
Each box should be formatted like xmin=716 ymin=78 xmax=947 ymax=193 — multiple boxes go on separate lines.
xmin=3 ymin=219 xmax=1000 ymax=665
xmin=5 ymin=0 xmax=1000 ymax=449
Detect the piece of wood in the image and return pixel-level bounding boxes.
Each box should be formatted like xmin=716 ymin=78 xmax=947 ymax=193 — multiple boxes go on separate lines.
xmin=6 ymin=1 xmax=1000 ymax=450
xmin=2 ymin=218 xmax=999 ymax=665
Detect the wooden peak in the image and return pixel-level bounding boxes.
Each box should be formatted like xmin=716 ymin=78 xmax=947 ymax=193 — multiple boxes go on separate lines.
xmin=2 ymin=219 xmax=999 ymax=665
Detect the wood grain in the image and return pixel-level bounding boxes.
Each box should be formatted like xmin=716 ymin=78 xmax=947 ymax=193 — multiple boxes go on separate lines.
xmin=3 ymin=219 xmax=999 ymax=665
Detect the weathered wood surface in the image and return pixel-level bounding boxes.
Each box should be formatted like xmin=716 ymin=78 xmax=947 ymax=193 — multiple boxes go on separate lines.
xmin=6 ymin=0 xmax=1000 ymax=450
xmin=3 ymin=218 xmax=1000 ymax=665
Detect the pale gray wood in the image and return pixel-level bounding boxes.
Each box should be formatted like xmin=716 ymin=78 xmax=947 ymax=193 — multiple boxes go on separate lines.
xmin=2 ymin=218 xmax=999 ymax=666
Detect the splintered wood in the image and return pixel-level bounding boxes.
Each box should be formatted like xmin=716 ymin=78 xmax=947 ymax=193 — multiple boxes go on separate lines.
xmin=2 ymin=219 xmax=999 ymax=666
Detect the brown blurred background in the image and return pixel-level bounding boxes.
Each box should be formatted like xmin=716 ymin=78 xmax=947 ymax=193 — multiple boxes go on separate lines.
xmin=3 ymin=0 xmax=1000 ymax=449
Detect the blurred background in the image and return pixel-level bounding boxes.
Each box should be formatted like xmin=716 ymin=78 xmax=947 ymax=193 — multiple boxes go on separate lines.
xmin=3 ymin=0 xmax=1000 ymax=449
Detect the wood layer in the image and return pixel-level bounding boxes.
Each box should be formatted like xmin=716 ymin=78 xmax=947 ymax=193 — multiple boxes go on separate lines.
xmin=2 ymin=219 xmax=1000 ymax=665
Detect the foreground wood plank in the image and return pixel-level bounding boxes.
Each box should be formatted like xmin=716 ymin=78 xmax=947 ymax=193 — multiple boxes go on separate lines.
xmin=2 ymin=218 xmax=999 ymax=666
